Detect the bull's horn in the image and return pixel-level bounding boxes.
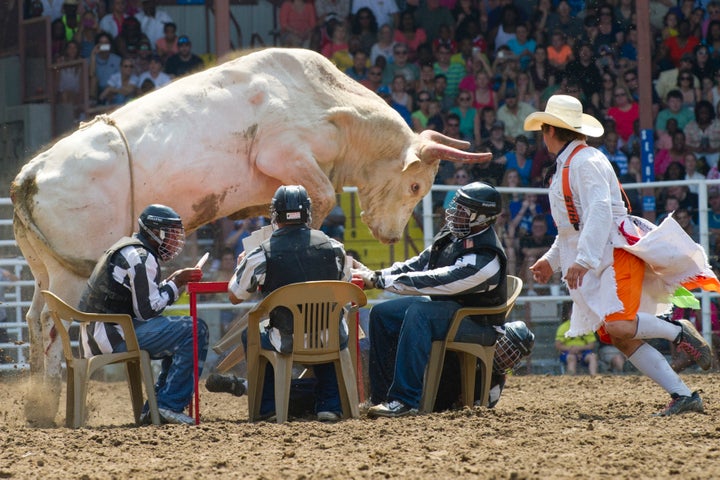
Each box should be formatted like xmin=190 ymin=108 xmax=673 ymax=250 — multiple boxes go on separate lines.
xmin=418 ymin=130 xmax=493 ymax=164
xmin=419 ymin=129 xmax=471 ymax=149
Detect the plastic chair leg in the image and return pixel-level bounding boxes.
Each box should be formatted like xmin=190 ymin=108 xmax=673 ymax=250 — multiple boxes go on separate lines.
xmin=125 ymin=360 xmax=145 ymax=423
xmin=477 ymin=352 xmax=494 ymax=407
xmin=459 ymin=352 xmax=478 ymax=408
xmin=65 ymin=366 xmax=76 ymax=428
xmin=338 ymin=349 xmax=360 ymax=418
xmin=140 ymin=351 xmax=160 ymax=425
xmin=420 ymin=342 xmax=446 ymax=413
xmin=246 ymin=357 xmax=264 ymax=422
xmin=73 ymin=368 xmax=89 ymax=428
xmin=273 ymin=357 xmax=293 ymax=423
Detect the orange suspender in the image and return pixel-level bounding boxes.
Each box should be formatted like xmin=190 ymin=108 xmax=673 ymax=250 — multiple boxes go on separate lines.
xmin=561 ymin=144 xmax=586 ymax=231
xmin=561 ymin=144 xmax=632 ymax=232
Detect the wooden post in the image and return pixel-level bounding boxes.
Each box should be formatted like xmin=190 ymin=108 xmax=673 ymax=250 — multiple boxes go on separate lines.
xmin=636 ymin=0 xmax=656 ymax=222
xmin=214 ymin=0 xmax=231 ymax=59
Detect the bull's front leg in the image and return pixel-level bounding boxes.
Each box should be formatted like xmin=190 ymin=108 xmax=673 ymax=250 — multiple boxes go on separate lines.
xmin=255 ymin=145 xmax=338 ymax=230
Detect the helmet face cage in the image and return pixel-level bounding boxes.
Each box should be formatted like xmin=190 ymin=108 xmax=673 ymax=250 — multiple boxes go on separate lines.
xmin=156 ymin=225 xmax=185 ymax=261
xmin=138 ymin=215 xmax=185 ymax=262
xmin=445 ymin=198 xmax=496 ymax=238
xmin=493 ymin=334 xmax=523 ymax=373
xmin=493 ymin=321 xmax=535 ymax=374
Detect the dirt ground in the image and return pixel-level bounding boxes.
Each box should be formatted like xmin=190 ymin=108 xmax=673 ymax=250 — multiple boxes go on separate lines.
xmin=1 ymin=372 xmax=719 ymax=480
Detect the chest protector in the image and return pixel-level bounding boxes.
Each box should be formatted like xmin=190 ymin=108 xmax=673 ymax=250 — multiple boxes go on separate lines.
xmin=260 ymin=226 xmax=345 ymax=352
xmin=428 ymin=227 xmax=507 ymax=315
xmin=261 ymin=226 xmax=344 ymax=295
xmin=79 ymin=236 xmax=150 ymax=316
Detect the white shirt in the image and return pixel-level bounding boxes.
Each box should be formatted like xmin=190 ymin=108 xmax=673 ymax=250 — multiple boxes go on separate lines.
xmin=138 ymin=70 xmax=172 ymax=89
xmin=99 ymin=13 xmax=126 ymax=38
xmin=41 ymin=0 xmax=63 ymax=21
xmin=351 ymin=0 xmax=398 ymax=29
xmin=107 ymin=71 xmax=140 ymax=89
xmin=542 ymin=140 xmax=714 ymax=336
xmin=136 ymin=9 xmax=174 ymax=48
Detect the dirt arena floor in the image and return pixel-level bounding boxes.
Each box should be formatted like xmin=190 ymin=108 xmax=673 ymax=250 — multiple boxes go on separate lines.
xmin=1 ymin=372 xmax=719 ymax=480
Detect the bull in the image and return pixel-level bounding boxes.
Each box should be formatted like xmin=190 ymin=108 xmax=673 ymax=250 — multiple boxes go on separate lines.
xmin=11 ymin=47 xmax=491 ymax=425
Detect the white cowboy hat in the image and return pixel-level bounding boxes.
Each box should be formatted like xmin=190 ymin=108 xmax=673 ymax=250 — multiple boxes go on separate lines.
xmin=524 ymin=94 xmax=604 ymax=137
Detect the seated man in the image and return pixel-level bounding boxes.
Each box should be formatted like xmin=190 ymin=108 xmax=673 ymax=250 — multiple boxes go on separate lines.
xmin=555 ymin=309 xmax=598 ymax=376
xmin=79 ymin=204 xmax=207 ymax=425
xmin=207 ymin=185 xmax=352 ymax=422
xmin=352 ymin=182 xmax=512 ymax=417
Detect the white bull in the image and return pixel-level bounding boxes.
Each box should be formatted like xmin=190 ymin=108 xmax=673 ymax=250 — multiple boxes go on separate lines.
xmin=11 ymin=47 xmax=490 ymax=425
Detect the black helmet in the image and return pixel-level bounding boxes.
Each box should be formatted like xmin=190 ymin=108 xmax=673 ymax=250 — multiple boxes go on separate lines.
xmin=271 ymin=185 xmax=312 ymax=226
xmin=445 ymin=181 xmax=502 ymax=238
xmin=137 ymin=204 xmax=185 ymax=261
xmin=493 ymin=320 xmax=535 ymax=374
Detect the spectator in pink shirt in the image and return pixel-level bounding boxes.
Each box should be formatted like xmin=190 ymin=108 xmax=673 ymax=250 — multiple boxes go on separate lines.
xmin=279 ymin=0 xmax=317 ymax=48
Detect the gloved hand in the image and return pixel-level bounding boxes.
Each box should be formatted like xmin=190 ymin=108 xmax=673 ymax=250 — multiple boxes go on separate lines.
xmin=352 ymin=269 xmax=383 ymax=290
xmin=169 ymin=267 xmax=204 ymax=289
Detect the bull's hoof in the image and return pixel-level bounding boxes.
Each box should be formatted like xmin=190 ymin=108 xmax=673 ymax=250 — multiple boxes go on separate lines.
xmin=23 ymin=378 xmax=60 ymax=427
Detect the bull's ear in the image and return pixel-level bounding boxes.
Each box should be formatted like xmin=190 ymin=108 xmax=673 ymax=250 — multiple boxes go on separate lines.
xmin=402 ymin=156 xmax=421 ymax=172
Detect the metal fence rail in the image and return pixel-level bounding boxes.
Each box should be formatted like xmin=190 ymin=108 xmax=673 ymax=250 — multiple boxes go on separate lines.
xmin=2 ymin=179 xmax=719 ymax=372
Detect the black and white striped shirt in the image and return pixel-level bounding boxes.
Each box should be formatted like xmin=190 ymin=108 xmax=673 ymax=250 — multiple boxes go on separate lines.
xmin=377 ymin=229 xmax=503 ymax=297
xmin=82 ymin=244 xmax=179 ymax=356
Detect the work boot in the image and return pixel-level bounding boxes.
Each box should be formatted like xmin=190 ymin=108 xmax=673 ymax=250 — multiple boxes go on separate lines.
xmin=674 ymin=319 xmax=712 ymax=370
xmin=205 ymin=374 xmax=247 ymax=396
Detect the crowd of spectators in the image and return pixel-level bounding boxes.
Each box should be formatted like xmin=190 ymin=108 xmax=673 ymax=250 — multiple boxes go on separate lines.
xmin=24 ymin=0 xmax=720 ymax=286
xmin=27 ymin=0 xmax=207 ymax=111
xmin=269 ymin=0 xmax=720 ymax=290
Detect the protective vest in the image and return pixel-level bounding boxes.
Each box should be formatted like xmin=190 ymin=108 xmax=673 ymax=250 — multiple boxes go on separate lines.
xmin=260 ymin=225 xmax=345 ymax=353
xmin=79 ymin=236 xmax=149 ymax=316
xmin=261 ymin=226 xmax=344 ymax=295
xmin=428 ymin=227 xmax=507 ymax=315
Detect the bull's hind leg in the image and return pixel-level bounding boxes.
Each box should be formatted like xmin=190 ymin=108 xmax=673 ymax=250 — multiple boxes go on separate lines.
xmin=14 ymin=219 xmax=59 ymax=426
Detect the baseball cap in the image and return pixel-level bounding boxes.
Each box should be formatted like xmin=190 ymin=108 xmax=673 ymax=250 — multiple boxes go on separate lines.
xmin=377 ymin=85 xmax=391 ymax=96
xmin=178 ymin=35 xmax=191 ymax=45
xmin=491 ymin=120 xmax=505 ymax=130
xmin=681 ymin=53 xmax=694 ymax=62
xmin=505 ymin=88 xmax=517 ymax=98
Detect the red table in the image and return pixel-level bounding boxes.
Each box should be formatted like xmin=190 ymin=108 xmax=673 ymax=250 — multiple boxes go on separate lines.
xmin=187 ymin=281 xmax=228 ymax=425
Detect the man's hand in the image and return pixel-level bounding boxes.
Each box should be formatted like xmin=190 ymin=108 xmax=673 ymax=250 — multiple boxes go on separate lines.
xmin=168 ymin=267 xmax=203 ymax=289
xmin=564 ymin=262 xmax=588 ymax=290
xmin=352 ymin=270 xmax=377 ymax=290
xmin=351 ymin=258 xmax=369 ymax=271
xmin=529 ymin=258 xmax=552 ymax=284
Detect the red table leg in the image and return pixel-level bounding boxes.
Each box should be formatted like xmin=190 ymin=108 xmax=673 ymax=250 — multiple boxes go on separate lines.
xmin=187 ymin=282 xmax=232 ymax=425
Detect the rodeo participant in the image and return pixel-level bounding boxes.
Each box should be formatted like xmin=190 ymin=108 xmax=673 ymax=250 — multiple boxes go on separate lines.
xmin=526 ymin=94 xmax=717 ymax=416
xmin=79 ymin=204 xmax=207 ymax=425
xmin=206 ymin=185 xmax=352 ymax=422
xmin=353 ymin=182 xmax=518 ymax=417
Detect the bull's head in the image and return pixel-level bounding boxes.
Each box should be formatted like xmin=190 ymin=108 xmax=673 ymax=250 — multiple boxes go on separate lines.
xmin=359 ymin=130 xmax=492 ymax=243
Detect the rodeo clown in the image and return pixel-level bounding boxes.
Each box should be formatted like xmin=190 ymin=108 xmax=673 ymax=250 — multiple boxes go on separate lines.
xmin=527 ymin=95 xmax=719 ymax=416
xmin=352 ymin=181 xmax=534 ymax=417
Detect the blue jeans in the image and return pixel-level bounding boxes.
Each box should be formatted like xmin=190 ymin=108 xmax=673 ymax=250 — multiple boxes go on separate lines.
xmin=116 ymin=315 xmax=209 ymax=412
xmin=369 ymin=297 xmax=463 ymax=409
xmin=241 ymin=328 xmax=344 ymax=416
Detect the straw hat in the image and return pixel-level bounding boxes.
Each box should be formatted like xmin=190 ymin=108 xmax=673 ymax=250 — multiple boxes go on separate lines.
xmin=524 ymin=95 xmax=604 ymax=137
